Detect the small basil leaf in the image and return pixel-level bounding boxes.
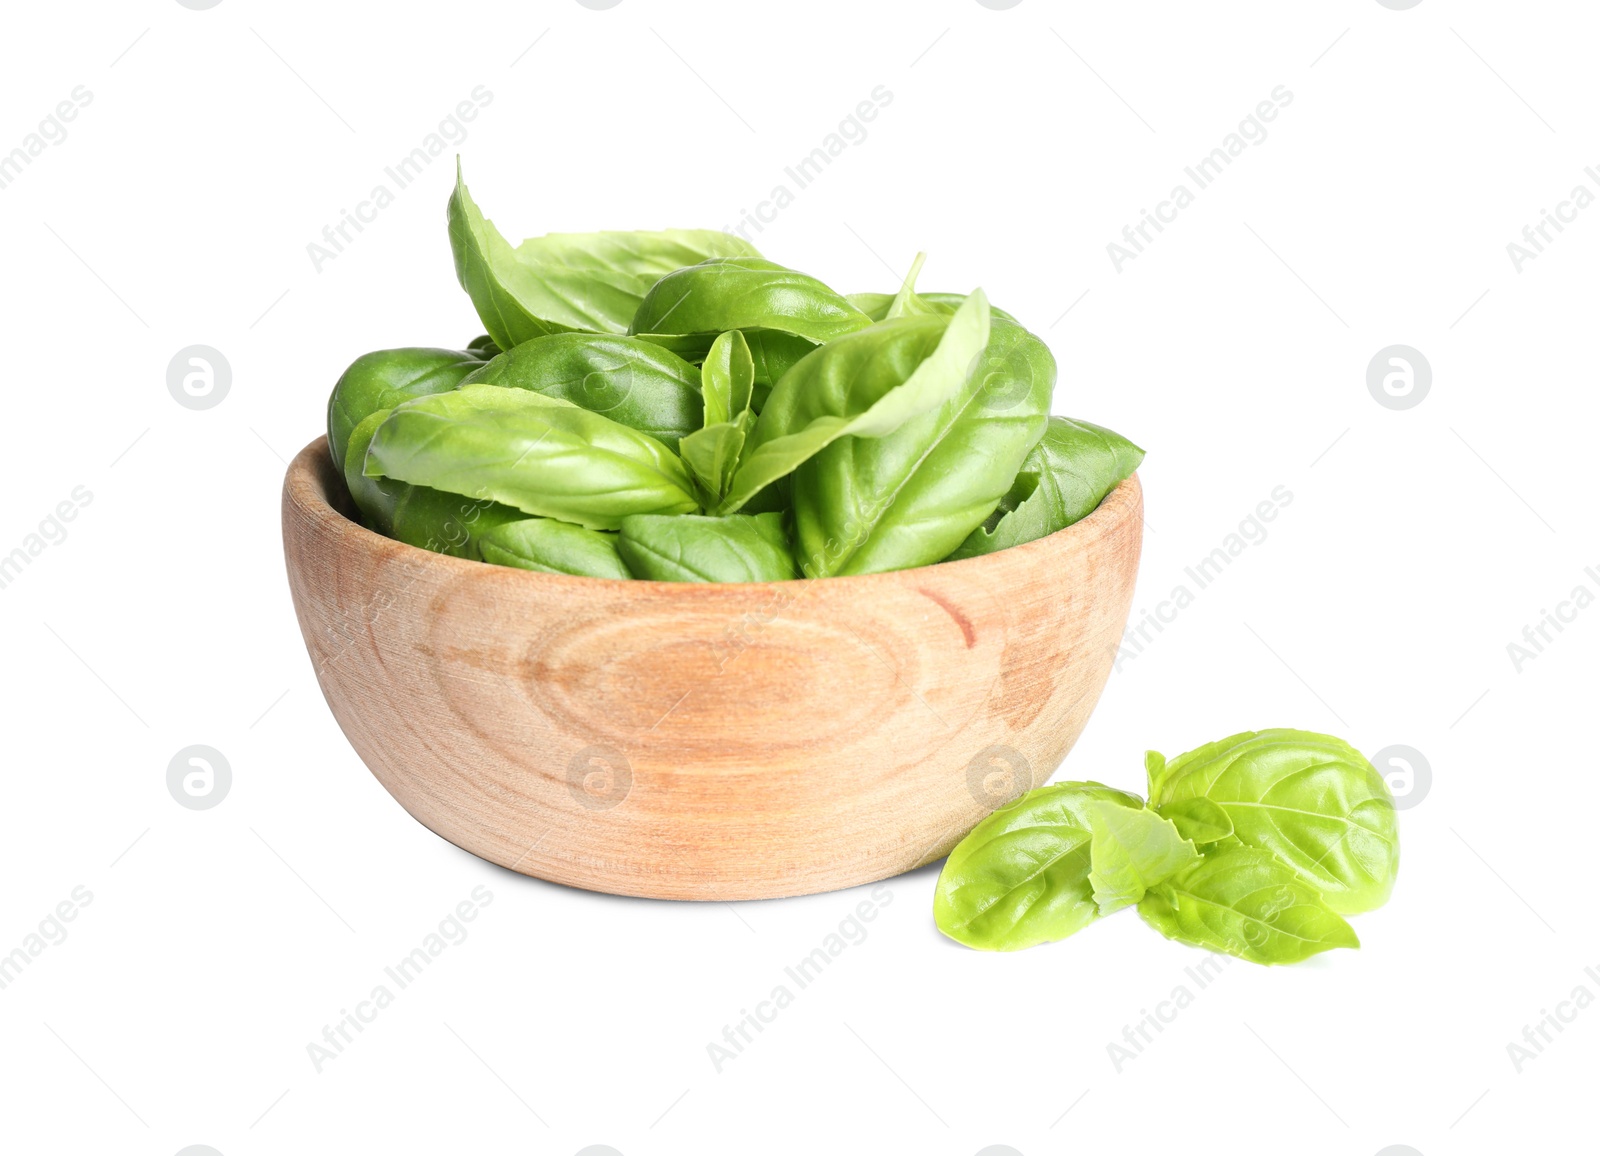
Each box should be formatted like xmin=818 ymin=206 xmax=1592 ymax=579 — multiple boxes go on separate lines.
xmin=465 ymin=334 xmax=502 ymax=357
xmin=343 ymin=410 xmax=523 ymax=559
xmin=457 ymin=333 xmax=703 ymax=452
xmin=1149 ymin=729 xmax=1400 ymax=915
xmin=478 ymin=518 xmax=630 ymax=579
xmin=701 ymin=331 xmax=754 ymax=427
xmin=1138 ymin=845 xmax=1360 ymax=965
xmin=677 ymin=331 xmax=759 ymax=508
xmin=717 ymin=292 xmax=992 ymax=518
xmin=365 ymin=384 xmax=698 ymax=530
xmin=1154 ymin=797 xmax=1235 ymax=845
xmin=630 ymin=257 xmax=872 ymax=346
xmin=933 ymin=781 xmax=1144 ymax=951
xmin=948 ymin=416 xmax=1144 ymax=560
xmin=1145 ymin=750 xmax=1169 ymax=797
xmin=680 ymin=412 xmax=754 ymax=510
xmin=326 ymin=347 xmax=487 ymax=474
xmin=617 ymin=512 xmax=796 ymax=583
xmin=1086 ymin=802 xmax=1201 ymax=916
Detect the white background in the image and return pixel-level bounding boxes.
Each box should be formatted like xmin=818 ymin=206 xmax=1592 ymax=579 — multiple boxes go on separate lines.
xmin=1 ymin=1 xmax=1595 ymax=1153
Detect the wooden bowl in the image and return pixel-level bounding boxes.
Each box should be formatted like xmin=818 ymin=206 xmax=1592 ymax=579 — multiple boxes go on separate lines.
xmin=282 ymin=437 xmax=1143 ymax=900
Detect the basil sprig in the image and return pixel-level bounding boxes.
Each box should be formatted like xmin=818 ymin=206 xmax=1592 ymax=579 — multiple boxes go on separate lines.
xmin=933 ymin=729 xmax=1399 ymax=965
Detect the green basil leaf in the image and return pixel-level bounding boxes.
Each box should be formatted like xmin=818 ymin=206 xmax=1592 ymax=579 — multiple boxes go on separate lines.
xmin=448 ymin=163 xmax=759 ymax=347
xmin=629 ymin=257 xmax=872 ymax=346
xmin=700 ymin=330 xmax=754 ymax=426
xmin=1145 ymin=749 xmax=1169 ymax=797
xmin=1138 ymin=844 xmax=1360 ymax=965
xmin=457 ymin=333 xmax=703 ymax=452
xmin=478 ymin=518 xmax=629 ymax=579
xmin=364 ymin=384 xmax=698 ymax=530
xmin=948 ymin=416 xmax=1143 ymax=560
xmin=326 ymin=347 xmax=487 ymax=473
xmin=465 ymin=334 xmax=502 ymax=357
xmin=617 ymin=513 xmax=796 ymax=583
xmin=676 ymin=331 xmax=758 ymax=507
xmin=793 ymin=313 xmax=1052 ymax=575
xmin=1086 ymin=802 xmax=1200 ymax=916
xmin=1154 ymin=797 xmax=1235 ymax=845
xmin=343 ymin=410 xmax=523 ymax=559
xmin=1148 ymin=729 xmax=1400 ymax=914
xmin=680 ymin=413 xmax=754 ymax=510
xmin=715 ymin=292 xmax=992 ymax=520
xmin=933 ymin=781 xmax=1144 ymax=951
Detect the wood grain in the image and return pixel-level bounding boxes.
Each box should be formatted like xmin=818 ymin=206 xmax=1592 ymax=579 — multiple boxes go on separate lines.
xmin=282 ymin=437 xmax=1144 ymax=900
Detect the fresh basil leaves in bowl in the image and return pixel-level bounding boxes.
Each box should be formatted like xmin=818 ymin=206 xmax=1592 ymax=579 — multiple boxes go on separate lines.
xmin=281 ymin=165 xmax=1146 ymax=900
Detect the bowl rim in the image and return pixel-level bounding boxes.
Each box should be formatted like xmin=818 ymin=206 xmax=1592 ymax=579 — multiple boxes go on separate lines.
xmin=284 ymin=435 xmax=1143 ymax=592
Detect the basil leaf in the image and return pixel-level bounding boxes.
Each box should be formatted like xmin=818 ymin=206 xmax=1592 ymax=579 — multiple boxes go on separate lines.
xmin=1154 ymin=797 xmax=1235 ymax=845
xmin=448 ymin=163 xmax=759 ymax=346
xmin=1145 ymin=749 xmax=1169 ymax=797
xmin=1148 ymin=729 xmax=1400 ymax=915
xmin=617 ymin=513 xmax=796 ymax=583
xmin=1086 ymin=802 xmax=1200 ymax=915
xmin=630 ymin=257 xmax=872 ymax=346
xmin=716 ymin=292 xmax=992 ymax=520
xmin=700 ymin=330 xmax=754 ymax=426
xmin=680 ymin=332 xmax=757 ymax=508
xmin=933 ymin=781 xmax=1144 ymax=951
xmin=948 ymin=416 xmax=1143 ymax=560
xmin=793 ymin=313 xmax=1052 ymax=575
xmin=1138 ymin=845 xmax=1360 ymax=965
xmin=326 ymin=347 xmax=486 ymax=473
xmin=478 ymin=518 xmax=629 ymax=579
xmin=365 ymin=384 xmax=699 ymax=530
xmin=465 ymin=334 xmax=502 ymax=357
xmin=343 ymin=410 xmax=523 ymax=559
xmin=680 ymin=413 xmax=754 ymax=511
xmin=456 ymin=333 xmax=703 ymax=453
